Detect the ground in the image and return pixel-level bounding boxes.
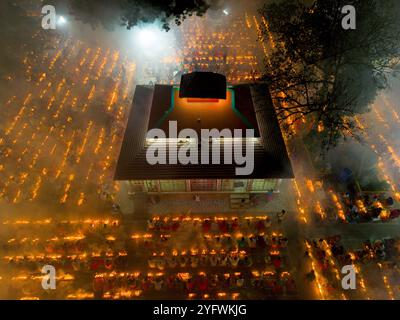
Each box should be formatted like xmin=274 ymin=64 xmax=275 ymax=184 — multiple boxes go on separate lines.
xmin=0 ymin=12 xmax=399 ymax=300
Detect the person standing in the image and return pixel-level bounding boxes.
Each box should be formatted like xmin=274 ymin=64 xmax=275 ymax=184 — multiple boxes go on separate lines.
xmin=277 ymin=210 xmax=286 ymax=223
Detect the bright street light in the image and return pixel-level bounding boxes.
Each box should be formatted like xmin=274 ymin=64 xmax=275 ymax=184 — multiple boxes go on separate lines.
xmin=58 ymin=16 xmax=67 ymax=25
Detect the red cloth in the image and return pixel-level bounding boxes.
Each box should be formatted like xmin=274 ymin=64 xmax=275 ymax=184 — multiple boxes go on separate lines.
xmin=93 ymin=278 xmax=104 ymax=292
xmin=256 ymin=220 xmax=265 ymax=233
xmin=231 ymin=220 xmax=239 ymax=231
xmin=202 ymin=221 xmax=211 ymax=233
xmin=218 ymin=221 xmax=228 ymax=233
xmin=198 ymin=279 xmax=208 ymax=291
xmin=172 ymin=222 xmax=180 ymax=231
xmin=272 ymin=257 xmax=281 ymax=269
xmin=186 ymin=280 xmax=195 ymax=291
xmin=390 ymin=209 xmax=400 ymax=219
xmin=105 ymin=259 xmax=113 ymax=270
xmin=90 ymin=258 xmax=104 ymax=271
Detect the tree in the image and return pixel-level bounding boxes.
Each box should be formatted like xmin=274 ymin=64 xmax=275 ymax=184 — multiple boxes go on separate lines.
xmin=67 ymin=0 xmax=217 ymax=31
xmin=0 ymin=2 xmax=45 ymax=81
xmin=258 ymin=0 xmax=400 ymax=150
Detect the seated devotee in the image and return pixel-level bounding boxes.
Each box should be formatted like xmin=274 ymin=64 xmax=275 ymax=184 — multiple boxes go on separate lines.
xmin=141 ymin=276 xmax=152 ymax=292
xmin=386 ymin=196 xmax=394 ymax=207
xmin=285 ymin=279 xmax=297 ymax=294
xmin=93 ymin=277 xmax=105 ymax=298
xmin=202 ymin=219 xmax=212 ymax=233
xmin=90 ymin=258 xmax=104 ymax=271
xmin=199 ymin=255 xmax=208 ymax=267
xmin=255 ymin=219 xmax=266 ymax=233
xmin=190 ymin=256 xmax=199 ymax=268
xmin=255 ymin=235 xmax=266 ymax=249
xmin=229 ymin=254 xmax=240 ymax=267
xmin=166 ymin=275 xmax=176 ymax=290
xmin=272 ymin=256 xmax=282 ymax=270
xmin=231 ymin=218 xmax=239 ymax=232
xmin=148 ymin=257 xmax=157 ymax=269
xmin=154 ymin=277 xmax=164 ymax=291
xmin=264 ymin=254 xmax=272 ymax=265
xmin=218 ymin=220 xmax=228 ymax=233
xmin=373 ymin=239 xmax=385 ymax=252
xmin=209 ymin=254 xmax=218 ymax=267
xmin=237 ymin=237 xmax=248 ymax=250
xmin=279 ymin=237 xmax=289 ymax=248
xmin=72 ymin=258 xmax=81 ymax=271
xmin=179 ymin=255 xmax=189 ymax=268
xmin=209 ymin=274 xmax=219 ymax=289
xmin=186 ymin=278 xmax=195 ymax=292
xmin=243 ymin=218 xmax=252 ymax=231
xmin=167 ymin=256 xmax=178 ymax=268
xmin=342 ymin=253 xmax=353 ymax=265
xmin=390 ymin=209 xmax=400 ymax=220
xmin=236 ymin=275 xmax=245 ymax=288
xmin=331 ymin=243 xmax=345 ymax=257
xmin=249 ymin=236 xmax=257 ymax=249
xmin=375 ymin=248 xmax=386 ymax=260
xmin=270 ymin=237 xmax=281 ymax=251
xmin=104 ymin=258 xmax=113 ymax=270
xmin=242 ymin=255 xmax=253 ymax=267
xmin=197 ymin=275 xmax=208 ymax=292
xmin=156 ymin=257 xmax=166 ymax=270
xmin=319 ymin=259 xmax=329 ymax=272
xmin=272 ymin=280 xmax=284 ymax=295
xmin=250 ymin=276 xmax=260 ymax=288
xmin=218 ymin=254 xmax=228 ymax=267
xmin=277 ymin=210 xmax=286 ymax=223
xmin=214 ymin=236 xmax=223 ymax=250
xmin=315 ymin=248 xmax=326 ymax=261
xmin=264 ymin=217 xmax=272 ymax=228
xmin=222 ymin=236 xmax=233 ymax=250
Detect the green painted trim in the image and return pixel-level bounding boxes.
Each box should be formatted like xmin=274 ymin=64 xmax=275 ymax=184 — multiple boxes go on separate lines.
xmin=155 ymin=87 xmax=177 ymax=128
xmin=229 ymin=88 xmax=254 ymax=130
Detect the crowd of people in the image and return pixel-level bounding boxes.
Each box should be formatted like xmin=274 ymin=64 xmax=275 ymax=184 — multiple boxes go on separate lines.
xmin=0 ymin=213 xmax=295 ymax=300
xmin=305 ymin=235 xmax=400 ymax=299
xmin=339 ymin=191 xmax=399 ymax=223
xmin=352 ymin=237 xmax=400 ymax=264
xmin=178 ymin=16 xmax=261 ymax=83
xmin=92 ymin=270 xmax=296 ymax=299
xmin=147 ymin=216 xmax=272 ymax=234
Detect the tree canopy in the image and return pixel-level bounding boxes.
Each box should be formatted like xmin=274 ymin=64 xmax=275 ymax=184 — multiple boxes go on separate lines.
xmin=258 ymin=0 xmax=400 ymax=150
xmin=67 ymin=0 xmax=216 ymax=31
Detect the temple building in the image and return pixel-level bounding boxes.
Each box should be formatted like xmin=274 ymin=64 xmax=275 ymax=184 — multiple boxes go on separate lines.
xmin=114 ymin=72 xmax=294 ymax=213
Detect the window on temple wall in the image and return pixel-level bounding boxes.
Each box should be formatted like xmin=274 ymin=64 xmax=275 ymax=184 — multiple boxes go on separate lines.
xmin=221 ymin=179 xmax=234 ymax=191
xmin=129 ymin=181 xmax=144 ymax=192
xmin=190 ymin=179 xmax=217 ymax=192
xmin=234 ymin=179 xmax=248 ymax=192
xmin=251 ymin=179 xmax=266 ymax=191
xmin=251 ymin=179 xmax=277 ymax=192
xmin=159 ymin=180 xmax=186 ymax=192
xmin=144 ymin=180 xmax=158 ymax=192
